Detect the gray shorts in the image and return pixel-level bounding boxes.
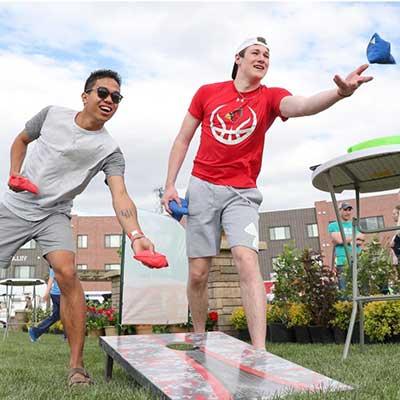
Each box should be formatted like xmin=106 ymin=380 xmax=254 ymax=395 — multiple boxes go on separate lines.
xmin=185 ymin=176 xmax=263 ymax=258
xmin=0 ymin=203 xmax=75 ymax=269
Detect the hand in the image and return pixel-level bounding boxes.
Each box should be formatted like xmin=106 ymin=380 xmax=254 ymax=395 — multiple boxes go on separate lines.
xmin=131 ymin=236 xmax=155 ymax=256
xmin=42 ymin=293 xmax=50 ymax=303
xmin=8 ymin=174 xmax=39 ymax=194
xmin=161 ymin=185 xmax=180 ymax=214
xmin=131 ymin=237 xmax=157 ymax=268
xmin=8 ymin=173 xmax=24 ymax=192
xmin=333 ymin=64 xmax=373 ymax=98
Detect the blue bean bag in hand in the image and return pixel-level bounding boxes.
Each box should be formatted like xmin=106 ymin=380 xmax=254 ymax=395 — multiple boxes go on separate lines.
xmin=169 ymin=198 xmax=189 ymax=221
xmin=367 ymin=33 xmax=396 ymax=64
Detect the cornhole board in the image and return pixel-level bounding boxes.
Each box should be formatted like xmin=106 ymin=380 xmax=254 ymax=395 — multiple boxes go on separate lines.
xmin=99 ymin=332 xmax=352 ymax=399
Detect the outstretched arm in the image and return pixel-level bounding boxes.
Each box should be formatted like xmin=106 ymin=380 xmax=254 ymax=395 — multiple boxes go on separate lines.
xmin=107 ymin=175 xmax=154 ymax=254
xmin=280 ymin=64 xmax=373 ymax=118
xmin=161 ymin=112 xmax=200 ymax=213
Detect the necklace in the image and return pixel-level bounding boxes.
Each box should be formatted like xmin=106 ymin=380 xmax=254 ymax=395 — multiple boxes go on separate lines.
xmin=225 ymin=84 xmax=262 ymax=122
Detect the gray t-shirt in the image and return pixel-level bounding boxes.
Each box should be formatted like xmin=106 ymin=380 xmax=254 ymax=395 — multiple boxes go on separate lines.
xmin=2 ymin=106 xmax=125 ymax=221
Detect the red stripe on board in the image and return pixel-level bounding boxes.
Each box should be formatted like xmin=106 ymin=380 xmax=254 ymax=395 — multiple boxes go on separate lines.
xmin=153 ymin=335 xmax=233 ymax=400
xmin=202 ymin=347 xmax=313 ymax=391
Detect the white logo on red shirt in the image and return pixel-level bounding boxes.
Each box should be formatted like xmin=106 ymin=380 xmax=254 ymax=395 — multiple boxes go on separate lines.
xmin=210 ymin=104 xmax=257 ymax=145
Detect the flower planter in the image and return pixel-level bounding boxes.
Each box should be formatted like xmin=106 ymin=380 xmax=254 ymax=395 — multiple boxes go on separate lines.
xmin=268 ymin=323 xmax=295 ymax=343
xmin=135 ymin=324 xmax=153 ymax=335
xmin=104 ymin=326 xmax=118 ymax=336
xmin=387 ymin=334 xmax=400 ymax=343
xmin=88 ymin=328 xmax=105 ymax=337
xmin=293 ymin=326 xmax=311 ymax=344
xmin=333 ymin=322 xmax=362 ymax=344
xmin=237 ymin=328 xmax=251 ymax=342
xmin=308 ymin=326 xmax=334 ymax=344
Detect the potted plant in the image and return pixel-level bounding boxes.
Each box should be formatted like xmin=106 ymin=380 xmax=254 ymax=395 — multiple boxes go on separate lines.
xmin=287 ymin=303 xmax=312 ymax=343
xmin=330 ymin=301 xmax=361 ymax=344
xmin=344 ymin=236 xmax=394 ymax=297
xmin=103 ymin=308 xmax=118 ymax=336
xmin=364 ymin=300 xmax=400 ymax=343
xmin=206 ymin=311 xmax=218 ymax=331
xmin=301 ymin=249 xmax=337 ymax=343
xmin=272 ymin=243 xmax=304 ymax=304
xmin=231 ymin=307 xmax=249 ymax=341
xmin=86 ymin=303 xmax=107 ymax=337
xmin=267 ymin=303 xmax=295 ymax=343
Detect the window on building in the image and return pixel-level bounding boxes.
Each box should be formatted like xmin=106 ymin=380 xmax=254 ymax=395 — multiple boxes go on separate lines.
xmin=269 ymin=226 xmax=291 ymax=241
xmin=105 ymin=264 xmax=120 ymax=271
xmin=0 ymin=268 xmax=7 ymax=279
xmin=359 ymin=216 xmax=385 ymax=231
xmin=77 ymin=264 xmax=88 ymax=270
xmin=20 ymin=240 xmax=37 ymax=250
xmin=77 ymin=235 xmax=88 ymax=249
xmin=307 ymin=223 xmax=319 ymax=238
xmin=14 ymin=265 xmax=35 ymax=279
xmin=105 ymin=234 xmax=122 ymax=248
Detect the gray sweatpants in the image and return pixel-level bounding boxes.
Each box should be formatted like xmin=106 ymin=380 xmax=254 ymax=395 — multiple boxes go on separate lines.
xmin=185 ymin=176 xmax=263 ymax=258
xmin=0 ymin=203 xmax=75 ymax=269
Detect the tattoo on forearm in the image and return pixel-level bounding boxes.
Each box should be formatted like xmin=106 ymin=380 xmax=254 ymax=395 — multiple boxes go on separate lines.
xmin=120 ymin=208 xmax=135 ymax=219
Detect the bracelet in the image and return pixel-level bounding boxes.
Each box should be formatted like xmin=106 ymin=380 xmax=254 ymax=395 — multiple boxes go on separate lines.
xmin=127 ymin=230 xmax=145 ymax=243
xmin=337 ymin=89 xmax=352 ymax=98
xmin=131 ymin=235 xmax=145 ymax=243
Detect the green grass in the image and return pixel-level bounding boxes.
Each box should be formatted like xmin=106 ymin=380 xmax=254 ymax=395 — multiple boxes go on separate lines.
xmin=1 ymin=332 xmax=400 ymax=399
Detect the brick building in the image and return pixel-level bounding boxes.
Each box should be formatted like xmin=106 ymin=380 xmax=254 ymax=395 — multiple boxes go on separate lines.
xmin=259 ymin=192 xmax=398 ymax=278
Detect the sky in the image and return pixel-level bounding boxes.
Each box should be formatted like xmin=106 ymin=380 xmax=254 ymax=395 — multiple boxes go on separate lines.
xmin=0 ymin=1 xmax=399 ymax=216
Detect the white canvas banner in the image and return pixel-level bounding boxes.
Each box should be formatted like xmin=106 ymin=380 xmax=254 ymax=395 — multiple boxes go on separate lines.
xmin=121 ymin=209 xmax=188 ymax=325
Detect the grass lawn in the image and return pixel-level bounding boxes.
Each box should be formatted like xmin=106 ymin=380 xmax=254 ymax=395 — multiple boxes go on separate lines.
xmin=1 ymin=331 xmax=400 ymax=399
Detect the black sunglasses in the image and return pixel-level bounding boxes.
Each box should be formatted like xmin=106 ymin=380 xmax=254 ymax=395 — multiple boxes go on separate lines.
xmin=86 ymin=86 xmax=123 ymax=104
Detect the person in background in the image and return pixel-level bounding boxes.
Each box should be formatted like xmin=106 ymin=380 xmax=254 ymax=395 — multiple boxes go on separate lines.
xmin=28 ymin=267 xmax=66 ymax=342
xmin=328 ymin=201 xmax=365 ymax=290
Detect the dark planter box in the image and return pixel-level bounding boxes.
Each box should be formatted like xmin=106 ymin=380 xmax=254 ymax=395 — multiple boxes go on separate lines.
xmin=308 ymin=326 xmax=334 ymax=344
xmin=293 ymin=326 xmax=312 ymax=343
xmin=268 ymin=322 xmax=295 ymax=343
xmin=237 ymin=329 xmax=250 ymax=342
xmin=333 ymin=324 xmax=360 ymax=344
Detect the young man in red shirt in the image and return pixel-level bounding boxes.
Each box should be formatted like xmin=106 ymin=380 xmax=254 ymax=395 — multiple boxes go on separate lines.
xmin=161 ymin=37 xmax=372 ymax=349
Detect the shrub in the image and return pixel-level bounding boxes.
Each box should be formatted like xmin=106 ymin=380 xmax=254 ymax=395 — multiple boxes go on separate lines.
xmin=49 ymin=320 xmax=64 ymax=334
xmin=272 ymin=243 xmax=304 ymax=304
xmin=287 ymin=303 xmax=312 ymax=328
xmin=364 ymin=301 xmax=400 ymax=342
xmin=330 ymin=301 xmax=354 ymax=330
xmin=266 ymin=303 xmax=289 ymax=325
xmin=364 ymin=301 xmax=391 ymax=342
xmin=230 ymin=307 xmax=247 ymax=330
xmin=301 ymin=249 xmax=338 ymax=327
xmin=344 ymin=236 xmax=394 ymax=297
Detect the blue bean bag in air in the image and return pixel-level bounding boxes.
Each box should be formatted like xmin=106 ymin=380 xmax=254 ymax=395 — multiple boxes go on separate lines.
xmin=367 ymin=33 xmax=396 ymax=64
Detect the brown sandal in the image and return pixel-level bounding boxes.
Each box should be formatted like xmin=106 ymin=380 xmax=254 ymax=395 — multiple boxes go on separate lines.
xmin=68 ymin=367 xmax=94 ymax=387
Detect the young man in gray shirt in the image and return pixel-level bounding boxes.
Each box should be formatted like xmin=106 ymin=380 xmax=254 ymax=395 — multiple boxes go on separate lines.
xmin=0 ymin=69 xmax=154 ymax=386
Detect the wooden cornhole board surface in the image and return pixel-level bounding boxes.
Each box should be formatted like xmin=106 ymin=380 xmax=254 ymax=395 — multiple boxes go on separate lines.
xmin=100 ymin=331 xmax=352 ymax=399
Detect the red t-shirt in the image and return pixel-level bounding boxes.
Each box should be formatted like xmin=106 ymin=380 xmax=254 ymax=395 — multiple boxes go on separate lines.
xmin=189 ymin=81 xmax=291 ymax=188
